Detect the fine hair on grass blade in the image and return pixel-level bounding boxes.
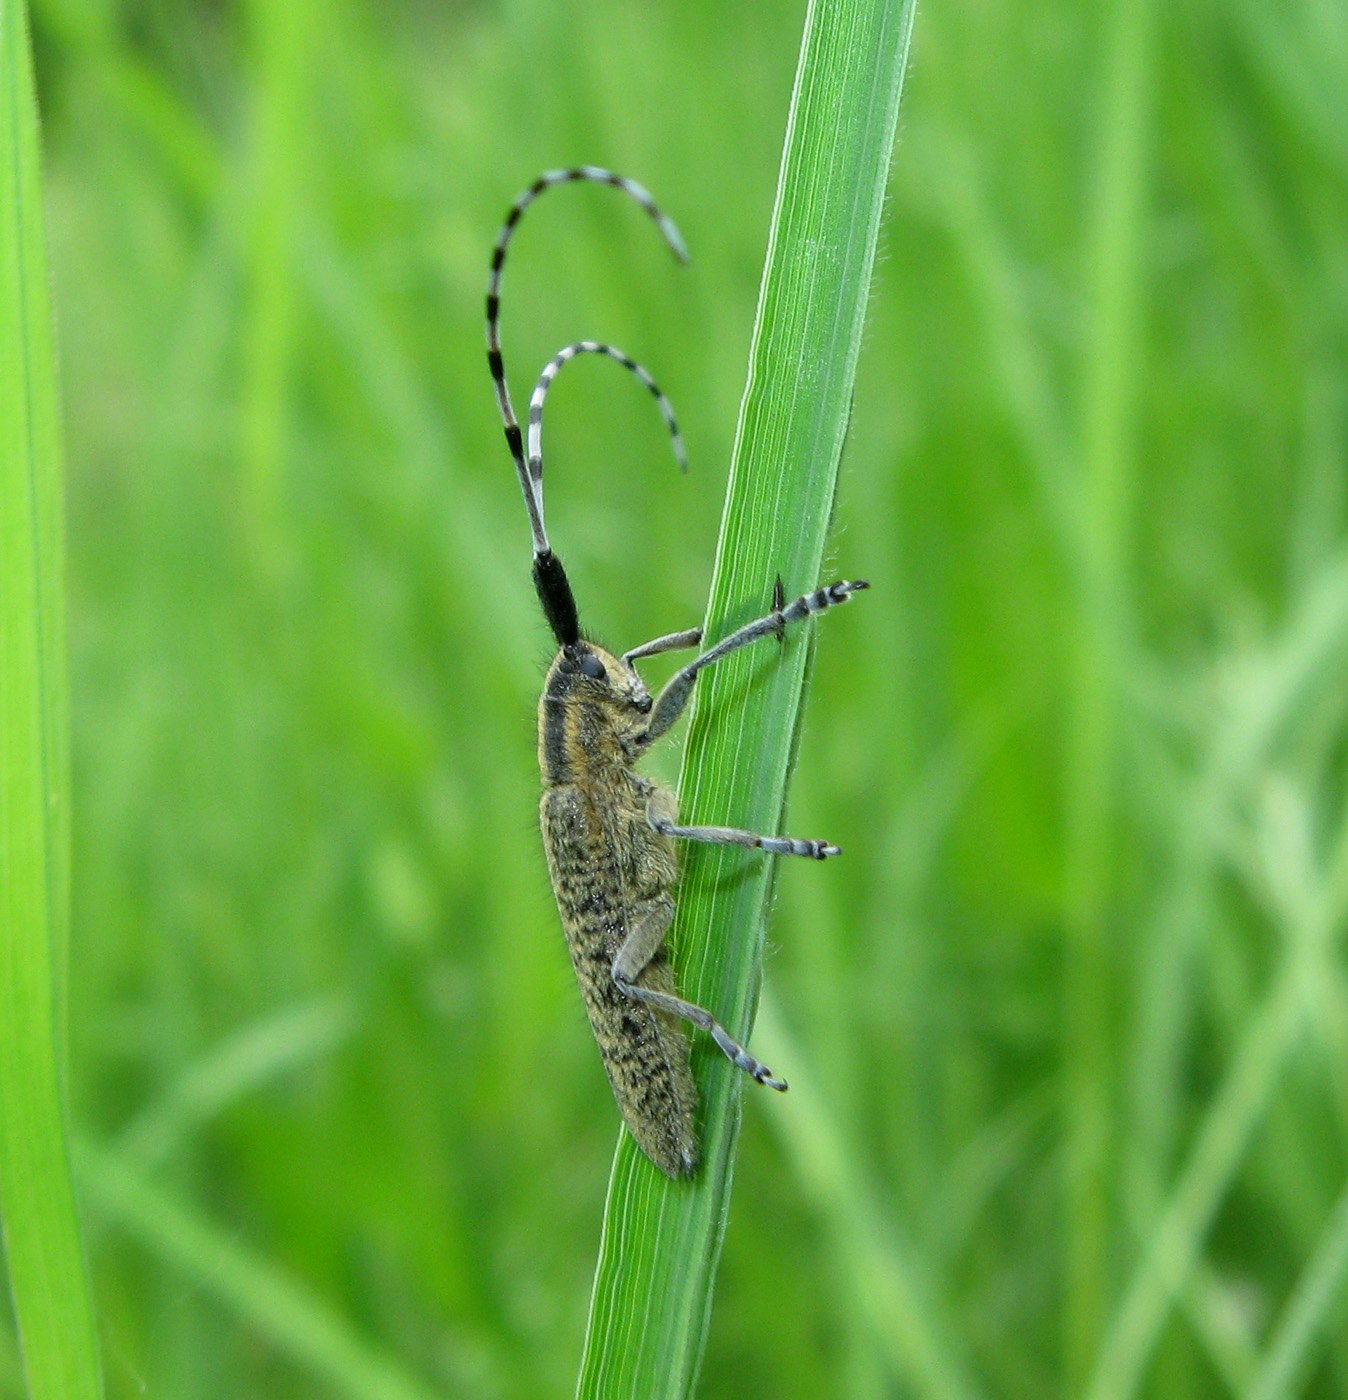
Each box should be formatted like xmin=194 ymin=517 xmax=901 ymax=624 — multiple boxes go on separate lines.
xmin=575 ymin=0 xmax=916 ymax=1395
xmin=0 ymin=3 xmax=102 ymax=1395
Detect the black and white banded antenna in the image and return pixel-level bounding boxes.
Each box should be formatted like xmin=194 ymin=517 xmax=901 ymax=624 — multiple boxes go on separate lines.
xmin=528 ymin=339 xmax=686 ymax=483
xmin=484 ymin=166 xmax=688 ymax=647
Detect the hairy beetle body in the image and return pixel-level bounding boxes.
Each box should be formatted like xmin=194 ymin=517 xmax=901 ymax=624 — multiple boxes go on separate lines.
xmin=539 ymin=644 xmax=696 ymax=1173
xmin=486 ymin=169 xmax=865 ymax=1176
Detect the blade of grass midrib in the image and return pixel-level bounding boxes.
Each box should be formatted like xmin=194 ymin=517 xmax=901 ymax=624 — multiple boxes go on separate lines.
xmin=576 ymin=1 xmax=917 ymax=1395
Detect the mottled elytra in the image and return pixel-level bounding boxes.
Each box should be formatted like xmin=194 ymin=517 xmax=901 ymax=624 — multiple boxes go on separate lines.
xmin=486 ymin=166 xmax=866 ymax=1177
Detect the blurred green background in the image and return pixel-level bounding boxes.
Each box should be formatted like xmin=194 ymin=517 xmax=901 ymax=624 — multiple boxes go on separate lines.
xmin=5 ymin=0 xmax=1348 ymax=1395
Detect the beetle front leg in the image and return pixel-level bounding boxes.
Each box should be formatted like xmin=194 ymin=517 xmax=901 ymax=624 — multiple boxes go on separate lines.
xmin=622 ymin=627 xmax=703 ymax=666
xmin=639 ymin=579 xmax=868 ymax=746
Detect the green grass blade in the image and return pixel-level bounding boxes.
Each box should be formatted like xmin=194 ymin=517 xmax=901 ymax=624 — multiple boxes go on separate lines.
xmin=1246 ymin=1176 xmax=1348 ymax=1400
xmin=576 ymin=1 xmax=914 ymax=1395
xmin=1062 ymin=0 xmax=1158 ymax=1380
xmin=0 ymin=3 xmax=103 ymax=1395
xmin=79 ymin=1142 xmax=440 ymax=1400
xmin=1086 ymin=789 xmax=1348 ymax=1400
xmin=113 ymin=996 xmax=357 ymax=1167
xmin=754 ymin=994 xmax=982 ymax=1400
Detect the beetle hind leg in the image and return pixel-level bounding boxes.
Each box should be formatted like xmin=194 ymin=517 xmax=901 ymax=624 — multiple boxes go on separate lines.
xmin=614 ymin=900 xmax=788 ymax=1091
xmin=614 ymin=975 xmax=787 ymax=1091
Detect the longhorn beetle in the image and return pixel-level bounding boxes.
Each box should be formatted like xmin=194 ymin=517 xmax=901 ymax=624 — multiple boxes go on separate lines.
xmin=486 ymin=166 xmax=866 ymax=1177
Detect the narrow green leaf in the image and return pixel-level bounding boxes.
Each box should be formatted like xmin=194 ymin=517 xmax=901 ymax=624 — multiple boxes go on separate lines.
xmin=0 ymin=2 xmax=103 ymax=1395
xmin=1247 ymin=1176 xmax=1348 ymax=1400
xmin=1087 ymin=789 xmax=1348 ymax=1400
xmin=754 ymin=994 xmax=983 ymax=1400
xmin=577 ymin=0 xmax=915 ymax=1394
xmin=79 ymin=1143 xmax=440 ymax=1400
xmin=1062 ymin=0 xmax=1158 ymax=1379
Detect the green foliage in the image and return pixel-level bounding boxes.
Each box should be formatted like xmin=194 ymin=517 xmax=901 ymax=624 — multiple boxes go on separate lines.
xmin=579 ymin=2 xmax=912 ymax=1394
xmin=5 ymin=0 xmax=1348 ymax=1395
xmin=0 ymin=3 xmax=101 ymax=1395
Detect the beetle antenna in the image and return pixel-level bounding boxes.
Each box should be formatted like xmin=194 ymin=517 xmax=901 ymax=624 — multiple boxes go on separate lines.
xmin=485 ymin=168 xmax=687 ymax=646
xmin=529 ymin=339 xmax=687 ymax=485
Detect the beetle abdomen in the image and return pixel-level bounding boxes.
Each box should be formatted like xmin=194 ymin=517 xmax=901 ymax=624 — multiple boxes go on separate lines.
xmin=541 ymin=784 xmax=698 ymax=1175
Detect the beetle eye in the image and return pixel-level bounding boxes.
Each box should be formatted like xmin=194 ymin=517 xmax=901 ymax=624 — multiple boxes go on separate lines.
xmin=578 ymin=653 xmax=607 ymax=681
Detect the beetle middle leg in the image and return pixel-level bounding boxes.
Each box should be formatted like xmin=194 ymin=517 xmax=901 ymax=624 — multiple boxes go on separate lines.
xmin=650 ymin=813 xmax=839 ymax=860
xmin=613 ymin=898 xmax=787 ymax=1090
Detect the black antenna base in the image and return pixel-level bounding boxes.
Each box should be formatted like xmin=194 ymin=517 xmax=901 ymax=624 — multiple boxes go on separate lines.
xmin=533 ymin=550 xmax=581 ymax=647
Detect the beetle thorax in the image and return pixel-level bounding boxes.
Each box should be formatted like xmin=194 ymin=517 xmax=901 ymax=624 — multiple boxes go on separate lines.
xmin=538 ymin=642 xmax=651 ymax=784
